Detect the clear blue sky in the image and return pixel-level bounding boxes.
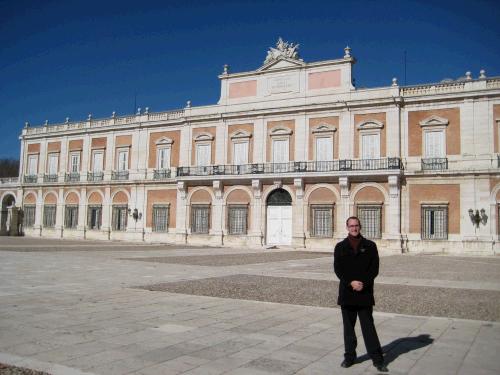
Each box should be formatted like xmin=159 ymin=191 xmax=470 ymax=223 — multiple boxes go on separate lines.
xmin=1 ymin=0 xmax=499 ymax=159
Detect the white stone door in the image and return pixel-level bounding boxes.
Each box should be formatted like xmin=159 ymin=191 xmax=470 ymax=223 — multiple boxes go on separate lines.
xmin=266 ymin=206 xmax=292 ymax=245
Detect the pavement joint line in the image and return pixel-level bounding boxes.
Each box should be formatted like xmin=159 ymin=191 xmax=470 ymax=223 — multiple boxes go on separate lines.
xmin=0 ymin=351 xmax=97 ymax=375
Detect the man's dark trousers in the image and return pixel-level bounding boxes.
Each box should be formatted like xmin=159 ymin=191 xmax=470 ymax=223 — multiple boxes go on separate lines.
xmin=341 ymin=305 xmax=383 ymax=363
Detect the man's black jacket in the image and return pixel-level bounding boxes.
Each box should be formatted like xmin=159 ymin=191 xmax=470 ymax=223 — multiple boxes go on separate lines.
xmin=333 ymin=236 xmax=379 ymax=306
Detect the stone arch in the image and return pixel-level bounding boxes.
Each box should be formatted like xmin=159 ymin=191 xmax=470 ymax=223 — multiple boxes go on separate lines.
xmin=490 ymin=183 xmax=500 ymax=203
xmin=304 ymin=184 xmax=340 ymax=203
xmin=187 ymin=186 xmax=214 ymax=204
xmin=87 ymin=190 xmax=104 ymax=205
xmin=43 ymin=192 xmax=58 ymax=204
xmin=1 ymin=193 xmax=16 ymax=234
xmin=64 ymin=190 xmax=80 ymax=204
xmin=262 ymin=185 xmax=296 ymax=205
xmin=266 ymin=188 xmax=292 ymax=206
xmin=112 ymin=191 xmax=129 ymax=204
xmin=24 ymin=192 xmax=37 ymax=205
xmin=224 ymin=186 xmax=252 ymax=203
xmin=350 ymin=183 xmax=388 ymax=203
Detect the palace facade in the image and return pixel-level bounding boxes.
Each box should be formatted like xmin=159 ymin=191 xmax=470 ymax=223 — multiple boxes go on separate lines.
xmin=1 ymin=40 xmax=499 ymax=254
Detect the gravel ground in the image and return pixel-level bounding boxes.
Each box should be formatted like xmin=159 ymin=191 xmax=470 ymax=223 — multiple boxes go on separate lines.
xmin=0 ymin=363 xmax=50 ymax=375
xmin=123 ymin=251 xmax=331 ymax=266
xmin=138 ymin=274 xmax=500 ymax=322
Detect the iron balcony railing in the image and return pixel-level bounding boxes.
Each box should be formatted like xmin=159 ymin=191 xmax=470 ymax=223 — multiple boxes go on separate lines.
xmin=65 ymin=172 xmax=81 ymax=182
xmin=421 ymin=157 xmax=448 ymax=171
xmin=0 ymin=177 xmax=19 ymax=185
xmin=23 ymin=175 xmax=38 ymax=183
xmin=43 ymin=174 xmax=58 ymax=182
xmin=87 ymin=171 xmax=104 ymax=182
xmin=153 ymin=169 xmax=171 ymax=180
xmin=497 ymin=154 xmax=500 ymax=168
xmin=111 ymin=170 xmax=129 ymax=180
xmin=177 ymin=158 xmax=402 ymax=177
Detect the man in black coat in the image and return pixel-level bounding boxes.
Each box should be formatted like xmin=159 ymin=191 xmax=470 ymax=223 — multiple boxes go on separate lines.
xmin=333 ymin=216 xmax=388 ymax=372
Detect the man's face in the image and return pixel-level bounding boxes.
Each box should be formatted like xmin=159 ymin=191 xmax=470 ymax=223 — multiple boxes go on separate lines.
xmin=346 ymin=218 xmax=361 ymax=237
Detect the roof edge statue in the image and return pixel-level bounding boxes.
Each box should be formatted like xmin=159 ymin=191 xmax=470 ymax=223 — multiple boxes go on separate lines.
xmin=264 ymin=37 xmax=302 ymax=64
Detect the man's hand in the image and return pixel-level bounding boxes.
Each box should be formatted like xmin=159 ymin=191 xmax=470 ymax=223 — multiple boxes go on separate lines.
xmin=350 ymin=280 xmax=363 ymax=291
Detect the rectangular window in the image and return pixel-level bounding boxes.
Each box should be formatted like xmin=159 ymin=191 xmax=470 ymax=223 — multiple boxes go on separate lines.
xmin=70 ymin=152 xmax=80 ymax=173
xmin=228 ymin=205 xmax=248 ymax=235
xmin=152 ymin=204 xmax=169 ymax=232
xmin=315 ymin=137 xmax=333 ymax=161
xmin=421 ymin=206 xmax=448 ymax=240
xmin=64 ymin=205 xmax=78 ymax=229
xmin=424 ymin=131 xmax=445 ymax=158
xmin=87 ymin=205 xmax=102 ymax=230
xmin=157 ymin=147 xmax=171 ymax=170
xmin=191 ymin=205 xmax=210 ymax=234
xmin=361 ymin=133 xmax=380 ymax=159
xmin=43 ymin=205 xmax=56 ymax=228
xmin=233 ymin=142 xmax=249 ymax=165
xmin=112 ymin=205 xmax=128 ymax=231
xmin=358 ymin=205 xmax=382 ymax=239
xmin=196 ymin=144 xmax=211 ymax=166
xmin=272 ymin=139 xmax=289 ymax=163
xmin=92 ymin=151 xmax=104 ymax=172
xmin=47 ymin=153 xmax=58 ymax=175
xmin=28 ymin=155 xmax=38 ymax=175
xmin=23 ymin=205 xmax=36 ymax=228
xmin=117 ymin=149 xmax=128 ymax=171
xmin=310 ymin=205 xmax=333 ymax=237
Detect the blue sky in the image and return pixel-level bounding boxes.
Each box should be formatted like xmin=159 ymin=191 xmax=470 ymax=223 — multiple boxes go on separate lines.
xmin=1 ymin=0 xmax=499 ymax=159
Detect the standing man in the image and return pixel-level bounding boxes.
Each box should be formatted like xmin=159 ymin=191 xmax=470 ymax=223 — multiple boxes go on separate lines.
xmin=333 ymin=216 xmax=388 ymax=372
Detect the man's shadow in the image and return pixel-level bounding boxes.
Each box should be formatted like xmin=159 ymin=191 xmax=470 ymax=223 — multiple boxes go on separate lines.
xmin=356 ymin=334 xmax=434 ymax=365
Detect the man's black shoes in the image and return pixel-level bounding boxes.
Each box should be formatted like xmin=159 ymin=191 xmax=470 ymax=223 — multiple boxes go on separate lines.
xmin=340 ymin=359 xmax=354 ymax=368
xmin=374 ymin=362 xmax=389 ymax=372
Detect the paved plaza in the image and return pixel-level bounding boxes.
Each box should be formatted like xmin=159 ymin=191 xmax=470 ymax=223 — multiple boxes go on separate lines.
xmin=0 ymin=237 xmax=499 ymax=375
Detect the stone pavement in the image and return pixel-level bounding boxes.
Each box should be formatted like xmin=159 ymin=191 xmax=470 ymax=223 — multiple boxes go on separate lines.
xmin=0 ymin=237 xmax=499 ymax=375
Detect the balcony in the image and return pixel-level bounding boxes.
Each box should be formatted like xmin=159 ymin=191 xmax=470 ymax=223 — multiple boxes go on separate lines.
xmin=0 ymin=177 xmax=19 ymax=186
xmin=65 ymin=172 xmax=81 ymax=182
xmin=87 ymin=171 xmax=104 ymax=182
xmin=421 ymin=158 xmax=448 ymax=171
xmin=111 ymin=170 xmax=129 ymax=180
xmin=43 ymin=174 xmax=58 ymax=183
xmin=23 ymin=175 xmax=38 ymax=183
xmin=177 ymin=158 xmax=402 ymax=177
xmin=153 ymin=169 xmax=171 ymax=180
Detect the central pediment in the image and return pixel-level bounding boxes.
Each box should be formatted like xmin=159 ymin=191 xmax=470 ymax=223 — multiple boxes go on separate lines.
xmin=258 ymin=56 xmax=305 ymax=72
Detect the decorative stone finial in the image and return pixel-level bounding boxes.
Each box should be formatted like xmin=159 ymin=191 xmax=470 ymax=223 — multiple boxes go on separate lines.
xmin=65 ymin=117 xmax=70 ymax=123
xmin=392 ymin=77 xmax=398 ymax=86
xmin=24 ymin=121 xmax=30 ymax=128
xmin=264 ymin=37 xmax=301 ymax=64
xmin=465 ymin=71 xmax=472 ymax=80
xmin=479 ymin=69 xmax=486 ymax=79
xmin=111 ymin=111 xmax=116 ymax=118
xmin=44 ymin=120 xmax=48 ymax=126
xmin=136 ymin=107 xmax=141 ymax=115
xmin=223 ymin=64 xmax=229 ymax=74
xmin=186 ymin=100 xmax=192 ymax=108
xmin=144 ymin=107 xmax=149 ymax=114
xmin=87 ymin=113 xmax=92 ymax=120
xmin=344 ymin=46 xmax=351 ymax=58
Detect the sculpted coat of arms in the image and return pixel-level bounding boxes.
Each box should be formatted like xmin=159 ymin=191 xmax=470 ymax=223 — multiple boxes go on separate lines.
xmin=264 ymin=37 xmax=301 ymax=64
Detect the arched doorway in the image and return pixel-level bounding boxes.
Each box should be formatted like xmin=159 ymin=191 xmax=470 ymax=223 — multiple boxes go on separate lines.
xmin=266 ymin=188 xmax=292 ymax=245
xmin=1 ymin=194 xmax=16 ymax=235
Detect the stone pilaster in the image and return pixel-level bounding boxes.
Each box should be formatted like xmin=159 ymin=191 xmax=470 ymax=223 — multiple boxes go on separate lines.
xmin=292 ymin=178 xmax=305 ymax=247
xmin=175 ymin=181 xmax=188 ymax=243
xmin=212 ymin=180 xmax=224 ymax=244
xmin=387 ymin=175 xmax=401 ymax=240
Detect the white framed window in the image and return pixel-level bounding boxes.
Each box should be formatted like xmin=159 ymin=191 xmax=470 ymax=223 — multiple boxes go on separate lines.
xmin=23 ymin=205 xmax=36 ymax=228
xmin=69 ymin=152 xmax=80 ymax=173
xmin=116 ymin=148 xmax=129 ymax=171
xmin=228 ymin=205 xmax=248 ymax=235
xmin=310 ymin=205 xmax=333 ymax=237
xmin=233 ymin=142 xmax=249 ymax=165
xmin=191 ymin=205 xmax=210 ymax=234
xmin=152 ymin=204 xmax=169 ymax=232
xmin=27 ymin=154 xmax=38 ymax=175
xmin=357 ymin=205 xmax=382 ymax=239
xmin=43 ymin=205 xmax=56 ymax=228
xmin=356 ymin=120 xmax=383 ymax=159
xmin=92 ymin=150 xmax=104 ymax=172
xmin=64 ymin=205 xmax=78 ymax=229
xmin=157 ymin=147 xmax=171 ymax=169
xmin=272 ymin=139 xmax=289 ymax=163
xmin=112 ymin=205 xmax=128 ymax=231
xmin=47 ymin=153 xmax=58 ymax=175
xmin=315 ymin=137 xmax=333 ymax=161
xmin=87 ymin=205 xmax=102 ymax=230
xmin=421 ymin=205 xmax=448 ymax=240
xmin=419 ymin=115 xmax=448 ymax=158
xmin=196 ymin=143 xmax=211 ymax=166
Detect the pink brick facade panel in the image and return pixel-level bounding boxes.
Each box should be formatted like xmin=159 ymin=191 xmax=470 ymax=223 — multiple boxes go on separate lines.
xmin=229 ymin=80 xmax=257 ymax=98
xmin=308 ymin=70 xmax=341 ymax=90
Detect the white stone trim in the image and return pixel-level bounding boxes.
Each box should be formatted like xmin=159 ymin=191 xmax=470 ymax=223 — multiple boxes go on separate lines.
xmin=419 ymin=115 xmax=449 ymax=127
xmin=356 ymin=119 xmax=384 ymax=130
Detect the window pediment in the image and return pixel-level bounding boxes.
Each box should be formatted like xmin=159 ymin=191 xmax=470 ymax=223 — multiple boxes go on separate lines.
xmin=269 ymin=127 xmax=293 ymax=136
xmin=230 ymin=130 xmax=252 ymax=140
xmin=194 ymin=133 xmax=214 ymax=142
xmin=155 ymin=137 xmax=174 ymax=146
xmin=419 ymin=115 xmax=449 ymax=127
xmin=312 ymin=124 xmax=337 ymax=134
xmin=356 ymin=120 xmax=384 ymax=130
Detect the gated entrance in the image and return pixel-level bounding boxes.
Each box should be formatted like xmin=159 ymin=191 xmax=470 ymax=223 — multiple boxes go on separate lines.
xmin=266 ymin=188 xmax=292 ymax=245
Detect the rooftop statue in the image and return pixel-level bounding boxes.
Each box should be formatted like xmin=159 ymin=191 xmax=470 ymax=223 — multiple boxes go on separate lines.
xmin=264 ymin=37 xmax=301 ymax=64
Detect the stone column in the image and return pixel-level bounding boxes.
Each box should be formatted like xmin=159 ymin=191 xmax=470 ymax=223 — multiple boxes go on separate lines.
xmin=250 ymin=179 xmax=263 ymax=245
xmin=338 ymin=176 xmax=350 ymax=234
xmin=35 ymin=188 xmax=43 ymax=235
xmin=78 ymin=187 xmax=87 ymax=234
xmin=292 ymin=178 xmax=305 ymax=247
xmin=212 ymin=180 xmax=224 ymax=244
xmin=175 ymin=181 xmax=188 ymax=243
xmin=102 ymin=186 xmax=111 ymax=236
xmin=55 ymin=187 xmax=64 ymax=237
xmin=387 ymin=175 xmax=401 ymax=240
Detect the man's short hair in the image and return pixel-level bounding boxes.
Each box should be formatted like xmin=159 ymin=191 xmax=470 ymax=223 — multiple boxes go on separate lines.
xmin=346 ymin=216 xmax=361 ymax=227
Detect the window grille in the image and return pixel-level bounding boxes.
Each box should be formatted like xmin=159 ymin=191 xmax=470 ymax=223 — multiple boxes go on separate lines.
xmin=87 ymin=205 xmax=102 ymax=230
xmin=112 ymin=205 xmax=128 ymax=231
xmin=421 ymin=206 xmax=448 ymax=240
xmin=310 ymin=205 xmax=333 ymax=237
xmin=43 ymin=205 xmax=56 ymax=228
xmin=23 ymin=205 xmax=36 ymax=228
xmin=152 ymin=205 xmax=169 ymax=232
xmin=64 ymin=205 xmax=78 ymax=229
xmin=228 ymin=205 xmax=248 ymax=235
xmin=191 ymin=205 xmax=210 ymax=234
xmin=358 ymin=205 xmax=382 ymax=239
